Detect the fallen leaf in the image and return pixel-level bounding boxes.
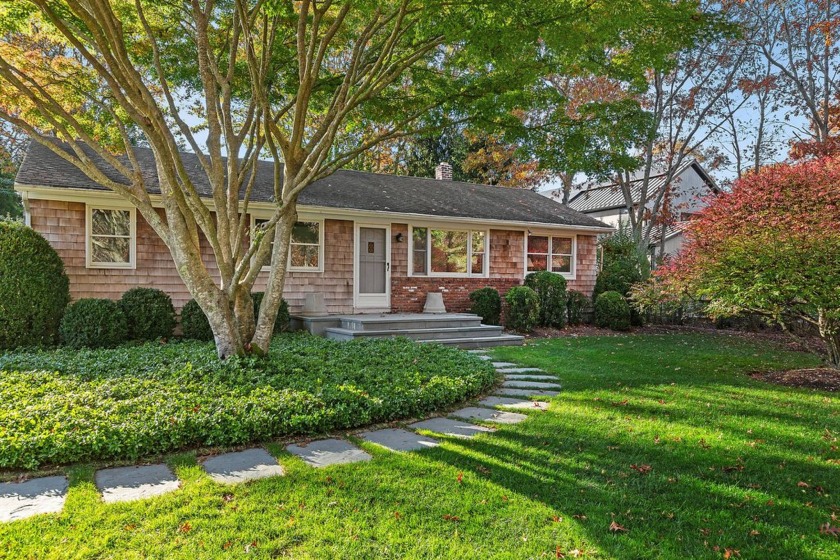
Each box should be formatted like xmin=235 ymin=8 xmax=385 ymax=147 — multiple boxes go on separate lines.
xmin=178 ymin=522 xmax=192 ymax=533
xmin=630 ymin=464 xmax=652 ymax=475
xmin=798 ymin=481 xmax=810 ymax=488
xmin=749 ymin=530 xmax=760 ymax=536
xmin=820 ymin=523 xmax=840 ymax=537
xmin=394 ymin=511 xmax=401 ymax=520
xmin=457 ymin=472 xmax=463 ymax=485
xmin=555 ymin=545 xmax=565 ymax=558
xmin=722 ymin=548 xmax=740 ymax=559
xmin=223 ymin=541 xmax=233 ymax=550
xmin=442 ymin=514 xmax=461 ymax=522
xmin=609 ymin=521 xmax=628 ymax=533
xmin=551 ymin=515 xmax=563 ymax=523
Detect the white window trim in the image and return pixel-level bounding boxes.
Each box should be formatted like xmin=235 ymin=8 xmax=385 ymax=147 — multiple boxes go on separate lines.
xmin=251 ymin=215 xmax=325 ymax=273
xmin=524 ymin=232 xmax=577 ymax=280
xmin=408 ymin=225 xmax=489 ymax=278
xmin=85 ymin=203 xmax=137 ymax=270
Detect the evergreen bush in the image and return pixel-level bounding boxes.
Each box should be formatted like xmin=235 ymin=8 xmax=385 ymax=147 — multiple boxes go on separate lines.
xmin=504 ymin=286 xmax=540 ymax=333
xmin=60 ymin=299 xmax=128 ymax=349
xmin=524 ymin=270 xmax=567 ymax=327
xmin=594 ymin=291 xmax=631 ymax=331
xmin=469 ymin=287 xmax=502 ymax=325
xmin=119 ymin=287 xmax=176 ymax=341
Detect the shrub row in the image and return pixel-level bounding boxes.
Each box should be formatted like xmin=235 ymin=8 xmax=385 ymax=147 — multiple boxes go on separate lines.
xmin=0 ymin=336 xmax=495 ymax=469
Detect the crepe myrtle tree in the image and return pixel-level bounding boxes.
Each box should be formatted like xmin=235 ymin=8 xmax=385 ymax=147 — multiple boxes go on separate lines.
xmin=661 ymin=157 xmax=840 ymax=368
xmin=0 ymin=0 xmax=713 ymax=358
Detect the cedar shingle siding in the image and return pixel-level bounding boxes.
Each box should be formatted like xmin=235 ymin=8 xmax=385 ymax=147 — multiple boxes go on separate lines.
xmin=29 ymin=200 xmax=598 ymax=314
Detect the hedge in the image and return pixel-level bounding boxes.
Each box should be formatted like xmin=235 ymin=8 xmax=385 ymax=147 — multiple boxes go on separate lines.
xmin=524 ymin=271 xmax=567 ymax=328
xmin=595 ymin=291 xmax=631 ymax=331
xmin=119 ymin=287 xmax=176 ymax=341
xmin=0 ymin=222 xmax=69 ymax=349
xmin=469 ymin=287 xmax=502 ymax=325
xmin=59 ymin=298 xmax=128 ymax=349
xmin=504 ymin=286 xmax=540 ymax=333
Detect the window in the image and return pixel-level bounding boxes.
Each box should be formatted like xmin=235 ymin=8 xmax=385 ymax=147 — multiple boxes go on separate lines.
xmin=410 ymin=226 xmax=487 ymax=277
xmin=254 ymin=218 xmax=323 ymax=272
xmin=527 ymin=234 xmax=574 ymax=276
xmin=86 ymin=205 xmax=135 ymax=268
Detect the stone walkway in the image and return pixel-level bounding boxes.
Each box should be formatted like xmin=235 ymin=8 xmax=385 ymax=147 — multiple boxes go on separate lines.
xmin=0 ymin=349 xmax=561 ymax=522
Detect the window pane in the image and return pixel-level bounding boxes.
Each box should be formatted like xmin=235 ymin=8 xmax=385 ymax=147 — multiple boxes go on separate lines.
xmin=552 ymin=237 xmax=572 ymax=255
xmin=527 ymin=254 xmax=547 ymax=272
xmin=291 ymin=222 xmax=319 ymax=244
xmin=551 ymin=255 xmax=571 ymax=273
xmin=431 ymin=229 xmax=468 ymax=273
xmin=413 ymin=250 xmax=427 ymax=274
xmin=471 ymin=253 xmax=485 ymax=274
xmin=290 ymin=245 xmax=319 ymax=268
xmin=412 ymin=227 xmax=427 ymax=250
xmin=471 ymin=231 xmax=485 ymax=254
xmin=92 ymin=236 xmax=130 ymax=263
xmin=527 ymin=235 xmax=548 ymax=254
xmin=92 ymin=209 xmax=130 ymax=236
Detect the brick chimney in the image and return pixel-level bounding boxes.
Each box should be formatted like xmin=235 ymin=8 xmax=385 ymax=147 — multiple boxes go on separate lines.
xmin=435 ymin=162 xmax=453 ymax=181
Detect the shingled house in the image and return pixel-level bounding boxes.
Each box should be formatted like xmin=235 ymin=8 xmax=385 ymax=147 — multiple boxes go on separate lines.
xmin=15 ymin=142 xmax=611 ymax=322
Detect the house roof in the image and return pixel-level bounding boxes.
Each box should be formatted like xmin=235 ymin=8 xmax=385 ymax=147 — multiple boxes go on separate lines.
xmin=16 ymin=140 xmax=610 ymax=230
xmin=566 ymin=160 xmax=717 ymax=214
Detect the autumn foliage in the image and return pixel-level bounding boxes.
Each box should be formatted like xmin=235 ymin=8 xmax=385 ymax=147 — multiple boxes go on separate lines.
xmin=661 ymin=157 xmax=840 ymax=366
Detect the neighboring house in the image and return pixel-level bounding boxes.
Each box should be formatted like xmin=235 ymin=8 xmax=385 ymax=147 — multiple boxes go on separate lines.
xmin=546 ymin=160 xmax=719 ymax=258
xmin=15 ymin=141 xmax=611 ymax=316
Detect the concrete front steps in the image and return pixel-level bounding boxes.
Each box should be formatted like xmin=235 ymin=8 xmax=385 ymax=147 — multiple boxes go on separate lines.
xmin=323 ymin=313 xmax=523 ymax=349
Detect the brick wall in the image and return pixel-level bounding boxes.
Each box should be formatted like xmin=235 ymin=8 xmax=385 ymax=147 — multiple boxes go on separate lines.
xmin=28 ymin=199 xmax=354 ymax=313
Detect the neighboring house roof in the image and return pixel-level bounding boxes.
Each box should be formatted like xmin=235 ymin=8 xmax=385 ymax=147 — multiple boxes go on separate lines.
xmin=566 ymin=160 xmax=718 ymax=214
xmin=649 ymin=221 xmax=690 ymax=246
xmin=16 ymin=140 xmax=610 ymax=230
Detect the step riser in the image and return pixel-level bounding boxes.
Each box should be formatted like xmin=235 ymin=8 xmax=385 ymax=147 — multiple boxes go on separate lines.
xmin=426 ymin=337 xmax=523 ymax=349
xmin=340 ymin=319 xmax=483 ymax=331
xmin=326 ymin=327 xmax=504 ymax=342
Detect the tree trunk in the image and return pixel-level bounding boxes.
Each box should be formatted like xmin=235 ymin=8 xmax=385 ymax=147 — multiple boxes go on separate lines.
xmin=200 ymin=290 xmax=246 ymax=359
xmin=818 ymin=309 xmax=840 ymax=368
xmin=250 ymin=200 xmax=298 ymax=355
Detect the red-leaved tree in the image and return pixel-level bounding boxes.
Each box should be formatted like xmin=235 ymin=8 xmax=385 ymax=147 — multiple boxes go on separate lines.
xmin=661 ymin=157 xmax=840 ymax=367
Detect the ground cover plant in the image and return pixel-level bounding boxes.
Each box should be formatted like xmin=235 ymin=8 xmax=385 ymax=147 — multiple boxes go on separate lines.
xmin=0 ymin=335 xmax=494 ymax=469
xmin=2 ymin=333 xmax=838 ymax=559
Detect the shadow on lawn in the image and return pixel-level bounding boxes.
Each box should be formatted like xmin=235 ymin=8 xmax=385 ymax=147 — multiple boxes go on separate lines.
xmin=421 ymin=384 xmax=840 ymax=559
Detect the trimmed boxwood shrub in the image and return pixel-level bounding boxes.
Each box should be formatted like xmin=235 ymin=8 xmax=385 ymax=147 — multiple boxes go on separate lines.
xmin=469 ymin=287 xmax=501 ymax=325
xmin=119 ymin=287 xmax=176 ymax=341
xmin=504 ymin=286 xmax=540 ymax=333
xmin=524 ymin=270 xmax=567 ymax=328
xmin=180 ymin=299 xmax=214 ymax=341
xmin=0 ymin=336 xmax=495 ymax=469
xmin=567 ymin=290 xmax=589 ymax=326
xmin=595 ymin=291 xmax=631 ymax=331
xmin=60 ymin=298 xmax=128 ymax=349
xmin=0 ymin=222 xmax=69 ymax=349
xmin=252 ymin=292 xmax=290 ymax=333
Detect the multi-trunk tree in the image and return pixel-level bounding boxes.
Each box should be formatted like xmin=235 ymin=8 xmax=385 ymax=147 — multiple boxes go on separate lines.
xmin=0 ymin=0 xmax=716 ymax=358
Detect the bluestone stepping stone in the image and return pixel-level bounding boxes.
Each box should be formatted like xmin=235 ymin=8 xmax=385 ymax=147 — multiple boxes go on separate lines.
xmin=409 ymin=417 xmax=495 ymax=439
xmin=491 ymin=362 xmax=517 ymax=368
xmin=95 ymin=465 xmax=179 ymax=503
xmin=504 ymin=374 xmax=558 ymax=381
xmin=497 ymin=367 xmax=544 ymax=374
xmin=449 ymin=407 xmax=528 ymax=424
xmin=467 ymin=350 xmax=488 ymax=354
xmin=479 ymin=396 xmax=550 ymax=411
xmin=475 ymin=355 xmax=492 ymax=361
xmin=202 ymin=448 xmax=284 ymax=484
xmin=494 ymin=387 xmax=560 ymax=398
xmin=502 ymin=380 xmax=562 ymax=389
xmin=359 ymin=428 xmax=439 ymax=452
xmin=287 ymin=439 xmax=372 ymax=468
xmin=0 ymin=476 xmax=68 ymax=522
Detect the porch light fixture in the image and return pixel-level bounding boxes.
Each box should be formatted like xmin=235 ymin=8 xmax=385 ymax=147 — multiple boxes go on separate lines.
xmin=395 ymin=232 xmax=405 ymax=243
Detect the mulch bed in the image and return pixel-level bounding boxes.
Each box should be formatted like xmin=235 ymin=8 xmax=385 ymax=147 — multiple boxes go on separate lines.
xmin=751 ymin=369 xmax=840 ymax=392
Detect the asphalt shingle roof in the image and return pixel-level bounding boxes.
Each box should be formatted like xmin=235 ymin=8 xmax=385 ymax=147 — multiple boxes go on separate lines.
xmin=17 ymin=140 xmax=609 ymax=229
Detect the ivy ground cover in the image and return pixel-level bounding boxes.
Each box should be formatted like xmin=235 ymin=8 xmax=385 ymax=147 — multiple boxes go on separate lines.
xmin=0 ymin=335 xmax=494 ymax=469
xmin=1 ymin=333 xmax=838 ymax=559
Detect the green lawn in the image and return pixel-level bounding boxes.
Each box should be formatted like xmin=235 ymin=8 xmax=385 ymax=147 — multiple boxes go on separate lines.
xmin=2 ymin=333 xmax=839 ymax=559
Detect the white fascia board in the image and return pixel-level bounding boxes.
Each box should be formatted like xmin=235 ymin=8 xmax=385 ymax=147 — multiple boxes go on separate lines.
xmin=16 ymin=183 xmax=616 ymax=235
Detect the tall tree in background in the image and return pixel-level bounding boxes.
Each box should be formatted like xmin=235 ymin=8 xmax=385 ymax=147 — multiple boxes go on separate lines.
xmin=0 ymin=0 xmax=716 ymax=358
xmin=740 ymin=0 xmax=840 ymax=158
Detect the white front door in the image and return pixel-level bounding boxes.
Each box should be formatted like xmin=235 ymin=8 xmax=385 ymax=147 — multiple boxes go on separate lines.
xmin=354 ymin=224 xmax=391 ymax=310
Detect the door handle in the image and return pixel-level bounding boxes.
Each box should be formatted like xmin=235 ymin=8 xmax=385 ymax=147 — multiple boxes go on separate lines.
xmin=386 ymin=262 xmax=390 ymax=272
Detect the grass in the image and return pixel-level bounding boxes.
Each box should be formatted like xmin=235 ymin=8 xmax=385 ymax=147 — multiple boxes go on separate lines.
xmin=1 ymin=332 xmax=839 ymax=559
xmin=0 ymin=334 xmax=494 ymax=469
